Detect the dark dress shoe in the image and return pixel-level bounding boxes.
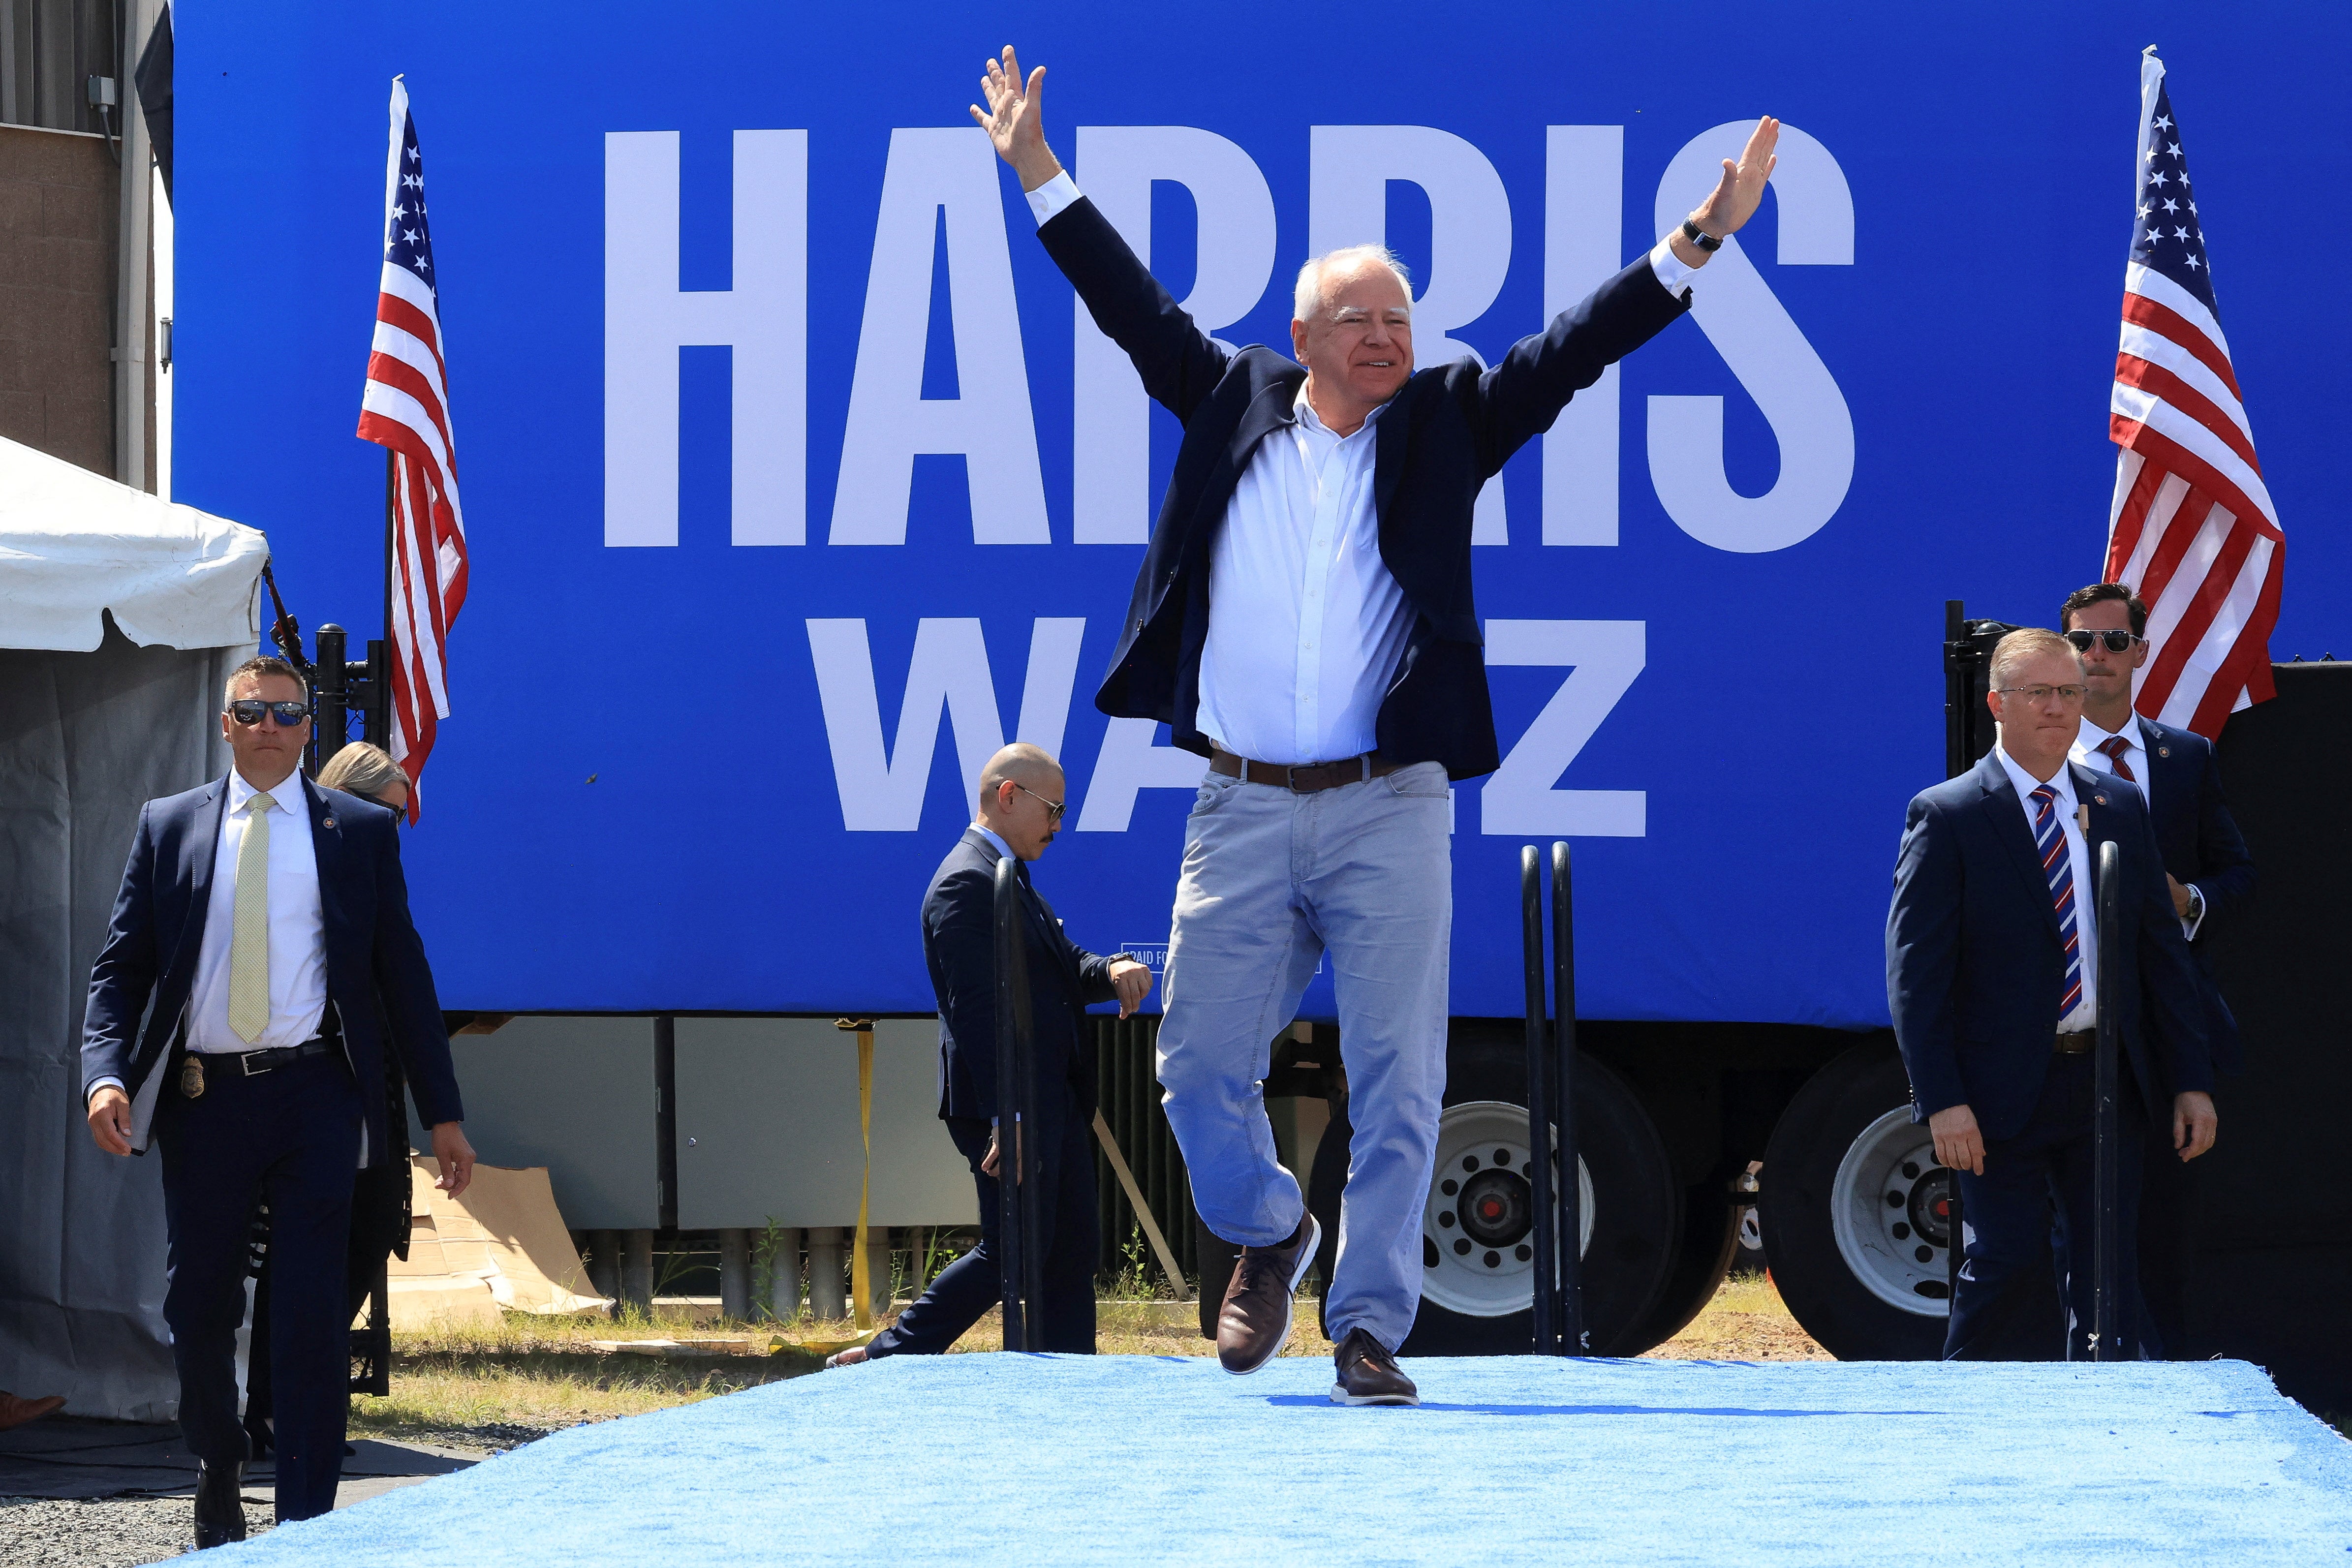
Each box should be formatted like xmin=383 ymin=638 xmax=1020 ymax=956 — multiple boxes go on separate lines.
xmin=192 ymin=1459 xmax=248 ymax=1549
xmin=1216 ymin=1213 xmax=1320 ymax=1375
xmin=1331 ymin=1326 xmax=1419 ymax=1406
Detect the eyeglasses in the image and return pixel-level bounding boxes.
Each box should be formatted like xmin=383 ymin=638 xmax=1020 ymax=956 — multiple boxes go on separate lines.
xmin=1014 ymin=782 xmax=1066 ymax=823
xmin=2065 ymin=629 xmax=2143 ymax=654
xmin=226 ymin=700 xmax=310 ymax=727
xmin=1994 ymin=685 xmax=2088 ymax=706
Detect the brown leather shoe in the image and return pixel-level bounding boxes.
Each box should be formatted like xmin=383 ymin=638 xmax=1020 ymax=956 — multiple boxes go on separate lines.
xmin=1331 ymin=1326 xmax=1419 ymax=1406
xmin=1216 ymin=1213 xmax=1320 ymax=1375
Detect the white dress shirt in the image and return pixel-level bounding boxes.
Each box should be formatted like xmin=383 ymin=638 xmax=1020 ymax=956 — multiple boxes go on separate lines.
xmin=2073 ymin=715 xmax=2204 ymax=941
xmin=188 ymin=769 xmax=329 ymax=1052
xmin=1025 ymin=172 xmax=1698 ymax=764
xmin=1993 ymin=744 xmax=2098 ymax=1032
xmin=1195 ymin=384 xmax=1411 ymax=762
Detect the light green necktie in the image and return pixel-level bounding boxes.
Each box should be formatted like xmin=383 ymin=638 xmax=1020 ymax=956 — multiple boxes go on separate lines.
xmin=226 ymin=791 xmax=276 ymax=1044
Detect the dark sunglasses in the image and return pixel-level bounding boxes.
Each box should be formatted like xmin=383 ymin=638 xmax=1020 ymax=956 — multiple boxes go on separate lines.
xmin=2065 ymin=629 xmax=2142 ymax=654
xmin=1014 ymin=781 xmax=1066 ymax=823
xmin=227 ymin=699 xmax=310 ymax=727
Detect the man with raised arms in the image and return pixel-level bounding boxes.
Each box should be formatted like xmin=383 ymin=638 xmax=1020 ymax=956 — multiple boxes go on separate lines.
xmin=973 ymin=45 xmax=1776 ymax=1403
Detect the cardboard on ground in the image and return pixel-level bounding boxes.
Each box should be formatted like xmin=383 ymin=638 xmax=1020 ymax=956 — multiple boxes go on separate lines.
xmin=368 ymin=1157 xmax=611 ymax=1329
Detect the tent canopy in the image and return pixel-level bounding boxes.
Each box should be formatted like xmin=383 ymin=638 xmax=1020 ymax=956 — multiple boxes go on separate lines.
xmin=0 ymin=434 xmax=267 ymax=652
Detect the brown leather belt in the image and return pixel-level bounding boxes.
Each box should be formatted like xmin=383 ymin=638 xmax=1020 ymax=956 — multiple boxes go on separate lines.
xmin=2054 ymin=1030 xmax=2096 ymax=1055
xmin=1210 ymin=749 xmax=1399 ymax=793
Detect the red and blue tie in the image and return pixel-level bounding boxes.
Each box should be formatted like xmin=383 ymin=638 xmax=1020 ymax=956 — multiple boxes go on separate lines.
xmin=2030 ymin=784 xmax=2083 ymax=1017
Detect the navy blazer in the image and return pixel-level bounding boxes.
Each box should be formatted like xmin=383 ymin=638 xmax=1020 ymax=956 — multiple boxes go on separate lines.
xmin=1037 ymin=196 xmax=1690 ymax=780
xmin=81 ymin=772 xmax=464 ymax=1163
xmin=1886 ymin=753 xmax=2212 ymax=1142
xmin=922 ymin=829 xmax=1119 ymax=1125
xmin=2134 ymin=715 xmax=2254 ymax=1073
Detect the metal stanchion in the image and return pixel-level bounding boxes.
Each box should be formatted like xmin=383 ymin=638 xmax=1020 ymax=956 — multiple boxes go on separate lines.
xmin=2092 ymin=839 xmax=2123 ymax=1361
xmin=1520 ymin=846 xmax=1559 ymax=1355
xmin=1550 ymin=842 xmax=1584 ymax=1353
xmin=992 ymin=854 xmax=1040 ymax=1351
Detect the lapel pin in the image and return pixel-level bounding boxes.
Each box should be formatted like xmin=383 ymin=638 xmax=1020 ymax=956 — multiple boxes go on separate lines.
xmin=323 ymin=816 xmax=337 ymax=830
xmin=2158 ymin=746 xmax=2170 ymax=757
xmin=2094 ymin=794 xmax=2108 ymax=806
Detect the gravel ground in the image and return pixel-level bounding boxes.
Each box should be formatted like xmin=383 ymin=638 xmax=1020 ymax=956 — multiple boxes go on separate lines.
xmin=0 ymin=1494 xmax=273 ymax=1565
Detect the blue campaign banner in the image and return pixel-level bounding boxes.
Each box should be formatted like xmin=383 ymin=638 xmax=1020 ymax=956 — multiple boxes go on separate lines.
xmin=174 ymin=3 xmax=2351 ymax=1026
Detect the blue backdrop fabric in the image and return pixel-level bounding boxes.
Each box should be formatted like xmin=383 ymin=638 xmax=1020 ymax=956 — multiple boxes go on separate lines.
xmin=173 ymin=4 xmax=2352 ymax=1024
xmin=215 ymin=1355 xmax=2352 ymax=1564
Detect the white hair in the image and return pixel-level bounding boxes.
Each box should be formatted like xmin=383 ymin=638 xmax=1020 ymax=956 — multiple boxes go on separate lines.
xmin=1292 ymin=245 xmax=1413 ymax=323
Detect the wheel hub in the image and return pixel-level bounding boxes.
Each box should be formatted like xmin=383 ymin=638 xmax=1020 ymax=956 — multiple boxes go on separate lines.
xmin=1827 ymin=1107 xmax=1957 ymax=1317
xmin=1420 ymin=1101 xmax=1595 ymax=1318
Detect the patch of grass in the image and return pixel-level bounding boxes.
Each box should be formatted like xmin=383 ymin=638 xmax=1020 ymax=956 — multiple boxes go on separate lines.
xmin=1638 ymin=1273 xmax=1832 ymax=1362
xmin=360 ymin=1273 xmax=1828 ymax=1446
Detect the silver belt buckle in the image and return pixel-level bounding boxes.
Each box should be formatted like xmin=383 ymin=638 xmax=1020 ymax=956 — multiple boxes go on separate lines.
xmin=238 ymin=1048 xmax=274 ymax=1077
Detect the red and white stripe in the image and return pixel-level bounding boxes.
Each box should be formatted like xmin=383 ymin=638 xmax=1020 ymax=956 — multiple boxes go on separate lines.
xmin=356 ymin=78 xmax=466 ymax=820
xmin=2102 ymin=66 xmax=2281 ymax=739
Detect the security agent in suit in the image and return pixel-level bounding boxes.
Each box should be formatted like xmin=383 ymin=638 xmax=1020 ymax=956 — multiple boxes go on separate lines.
xmin=1888 ymin=629 xmax=2218 ymax=1360
xmin=82 ymin=657 xmax=472 ymax=1545
xmin=827 ymin=745 xmax=1152 ymax=1367
xmin=973 ymin=44 xmax=1782 ymax=1404
xmin=2062 ymin=583 xmax=2254 ymax=1356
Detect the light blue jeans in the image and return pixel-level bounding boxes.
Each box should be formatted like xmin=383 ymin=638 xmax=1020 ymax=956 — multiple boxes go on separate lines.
xmin=1157 ymin=761 xmax=1453 ymax=1353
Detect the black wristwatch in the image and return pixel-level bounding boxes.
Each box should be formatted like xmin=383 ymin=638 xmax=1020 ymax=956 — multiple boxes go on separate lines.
xmin=1679 ymin=218 xmax=1723 ymax=252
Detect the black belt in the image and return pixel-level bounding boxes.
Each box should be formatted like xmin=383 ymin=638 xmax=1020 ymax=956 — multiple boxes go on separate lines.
xmin=2054 ymin=1030 xmax=2096 ymax=1055
xmin=204 ymin=1037 xmax=338 ymax=1077
xmin=1210 ymin=749 xmax=1399 ymax=793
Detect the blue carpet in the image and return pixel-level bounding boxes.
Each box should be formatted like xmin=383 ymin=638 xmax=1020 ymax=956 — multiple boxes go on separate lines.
xmin=224 ymin=1356 xmax=2352 ymax=1565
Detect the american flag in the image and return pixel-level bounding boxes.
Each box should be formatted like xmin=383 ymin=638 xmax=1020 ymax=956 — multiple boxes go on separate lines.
xmin=357 ymin=77 xmax=467 ymax=821
xmin=2103 ymin=47 xmax=2281 ymax=739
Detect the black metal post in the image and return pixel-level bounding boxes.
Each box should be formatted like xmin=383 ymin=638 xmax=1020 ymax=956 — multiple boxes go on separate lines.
xmin=653 ymin=1015 xmax=678 ymax=1234
xmin=1943 ymin=599 xmax=1968 ymax=780
xmin=1520 ymin=846 xmax=1558 ymax=1355
xmin=314 ymin=623 xmax=347 ymax=773
xmin=362 ymin=638 xmax=390 ymax=749
xmin=992 ymin=855 xmax=1036 ymax=1351
xmin=2092 ymin=839 xmax=2123 ymax=1361
xmin=1550 ymin=842 xmax=1583 ymax=1353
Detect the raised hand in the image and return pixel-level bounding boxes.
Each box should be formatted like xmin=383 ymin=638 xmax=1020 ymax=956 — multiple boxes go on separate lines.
xmin=1691 ymin=116 xmax=1780 ymax=239
xmin=969 ymin=45 xmax=1063 ymax=191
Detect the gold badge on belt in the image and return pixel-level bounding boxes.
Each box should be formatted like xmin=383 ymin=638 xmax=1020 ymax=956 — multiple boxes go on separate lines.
xmin=178 ymin=1054 xmax=206 ymax=1099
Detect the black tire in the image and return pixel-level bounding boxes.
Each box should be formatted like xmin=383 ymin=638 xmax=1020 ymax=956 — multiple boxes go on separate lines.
xmin=1397 ymin=1028 xmax=1678 ymax=1356
xmin=1612 ymin=1166 xmax=1742 ymax=1352
xmin=1759 ymin=1038 xmax=1950 ymax=1360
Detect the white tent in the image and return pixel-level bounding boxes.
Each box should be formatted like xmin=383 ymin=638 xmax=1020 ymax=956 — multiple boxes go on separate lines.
xmin=0 ymin=433 xmax=270 ymax=1420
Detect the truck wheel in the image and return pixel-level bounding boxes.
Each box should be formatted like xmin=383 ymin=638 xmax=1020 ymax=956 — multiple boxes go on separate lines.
xmin=1759 ymin=1038 xmax=1951 ymax=1360
xmin=1398 ymin=1033 xmax=1677 ymax=1356
xmin=1612 ymin=1168 xmax=1742 ymax=1352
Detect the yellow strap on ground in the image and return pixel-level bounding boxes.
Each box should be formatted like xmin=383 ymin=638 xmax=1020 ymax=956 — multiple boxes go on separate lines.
xmin=852 ymin=1023 xmax=876 ymax=1331
xmin=1093 ymin=1109 xmax=1191 ymax=1302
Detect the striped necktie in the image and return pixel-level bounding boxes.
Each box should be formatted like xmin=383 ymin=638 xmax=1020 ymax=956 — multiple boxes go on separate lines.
xmin=227 ymin=790 xmax=277 ymax=1044
xmin=2097 ymin=735 xmax=2136 ymax=783
xmin=2029 ymin=784 xmax=2083 ymax=1019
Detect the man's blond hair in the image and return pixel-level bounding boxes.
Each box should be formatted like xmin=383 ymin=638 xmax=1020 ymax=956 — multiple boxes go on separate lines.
xmin=1988 ymin=627 xmax=2082 ymax=691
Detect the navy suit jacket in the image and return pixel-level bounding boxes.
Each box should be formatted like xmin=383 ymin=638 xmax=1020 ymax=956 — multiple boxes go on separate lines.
xmin=922 ymin=829 xmax=1119 ymax=1124
xmin=1886 ymin=753 xmax=2212 ymax=1142
xmin=1036 ymin=196 xmax=1690 ymax=780
xmin=2134 ymin=715 xmax=2254 ymax=1073
xmin=81 ymin=772 xmax=464 ymax=1163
